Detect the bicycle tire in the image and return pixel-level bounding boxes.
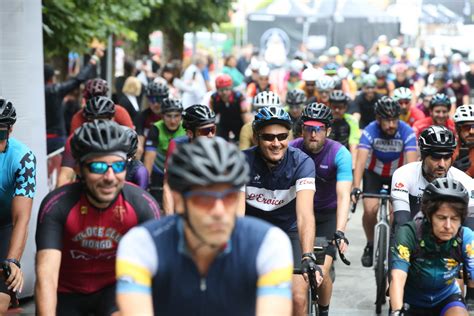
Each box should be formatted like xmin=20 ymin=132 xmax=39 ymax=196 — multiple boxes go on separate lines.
xmin=374 ymin=224 xmax=388 ymax=315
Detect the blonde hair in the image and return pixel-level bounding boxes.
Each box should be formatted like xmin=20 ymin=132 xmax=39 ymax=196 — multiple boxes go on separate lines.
xmin=122 ymin=76 xmax=142 ymax=96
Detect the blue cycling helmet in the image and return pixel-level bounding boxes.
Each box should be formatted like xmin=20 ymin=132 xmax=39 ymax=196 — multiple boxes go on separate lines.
xmin=252 ymin=106 xmax=292 ymax=132
xmin=430 ymin=93 xmax=451 ymax=110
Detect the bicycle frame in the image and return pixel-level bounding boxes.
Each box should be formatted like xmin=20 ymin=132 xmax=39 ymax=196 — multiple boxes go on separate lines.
xmin=372 ymin=193 xmax=390 ymax=268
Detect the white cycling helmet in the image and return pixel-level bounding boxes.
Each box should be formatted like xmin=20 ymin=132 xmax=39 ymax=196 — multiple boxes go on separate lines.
xmin=337 ymin=67 xmax=350 ymax=79
xmin=253 ymin=91 xmax=281 ymax=108
xmin=352 ymin=60 xmax=365 ymax=70
xmin=392 ymin=87 xmax=413 ymax=101
xmin=258 ymin=65 xmax=270 ymax=77
xmin=316 ymin=75 xmax=336 ymax=91
xmin=302 ymin=67 xmax=318 ymax=82
xmin=289 ymin=59 xmax=304 ymax=72
xmin=422 ymin=85 xmax=438 ymax=97
xmin=454 ymin=104 xmax=474 ymax=124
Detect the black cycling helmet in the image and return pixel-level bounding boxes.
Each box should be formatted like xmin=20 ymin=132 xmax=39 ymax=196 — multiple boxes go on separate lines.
xmin=430 ymin=93 xmax=451 ymax=110
xmin=71 ymin=120 xmax=133 ymax=162
xmin=83 ymin=78 xmax=109 ymax=100
xmin=286 ymin=89 xmax=306 ymax=106
xmin=301 ymin=103 xmax=333 ymax=127
xmin=146 ymin=82 xmax=169 ymax=98
xmin=419 ymin=125 xmax=456 ymax=158
xmin=374 ymin=96 xmax=400 ymax=119
xmin=83 ymin=96 xmax=115 ymax=119
xmin=182 ymin=104 xmax=216 ymax=130
xmin=161 ymin=98 xmax=183 ymax=114
xmin=167 ymin=137 xmax=249 ymax=192
xmin=422 ymin=178 xmax=469 ymax=221
xmin=329 ymin=90 xmax=349 ymax=104
xmin=374 ymin=69 xmax=388 ymax=79
xmin=0 ymin=98 xmax=16 ymax=127
xmin=433 ymin=71 xmax=446 ymax=82
xmin=252 ymin=106 xmax=292 ymax=132
xmin=123 ymin=127 xmax=138 ymax=159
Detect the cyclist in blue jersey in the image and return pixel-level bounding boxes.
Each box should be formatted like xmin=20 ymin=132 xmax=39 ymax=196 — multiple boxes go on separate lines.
xmin=240 ymin=100 xmax=322 ymax=315
xmin=290 ymin=103 xmax=352 ymax=316
xmin=352 ymin=97 xmax=418 ymax=267
xmin=0 ymin=99 xmax=36 ymax=312
xmin=390 ymin=178 xmax=474 ymax=316
xmin=116 ymin=137 xmax=293 ymax=316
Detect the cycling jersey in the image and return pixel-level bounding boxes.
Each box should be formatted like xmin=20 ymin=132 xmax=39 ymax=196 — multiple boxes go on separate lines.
xmin=36 ymin=182 xmax=160 ymax=294
xmin=412 ymin=117 xmax=455 ymax=138
xmin=348 ymin=92 xmax=383 ymax=129
xmin=453 ymin=145 xmax=474 ymax=178
xmin=290 ymin=138 xmax=352 ymax=212
xmin=391 ymin=161 xmax=474 ymax=218
xmin=375 ymin=82 xmax=390 ymax=96
xmin=358 ymin=120 xmax=417 ymax=177
xmin=125 ymin=160 xmax=149 ymax=190
xmin=116 ymin=215 xmax=293 ymax=316
xmin=0 ymin=138 xmax=36 ymax=226
xmin=392 ymin=219 xmax=474 ymax=308
xmin=135 ymin=108 xmax=162 ymax=138
xmin=69 ymin=105 xmax=134 ymax=135
xmin=210 ymin=91 xmax=245 ymax=141
xmin=328 ymin=113 xmax=360 ymax=148
xmin=399 ymin=106 xmax=425 ymax=127
xmin=242 ymin=146 xmax=316 ymax=232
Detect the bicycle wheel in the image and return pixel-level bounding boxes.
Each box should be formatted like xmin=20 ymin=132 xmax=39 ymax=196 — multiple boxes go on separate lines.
xmin=374 ymin=224 xmax=388 ymax=315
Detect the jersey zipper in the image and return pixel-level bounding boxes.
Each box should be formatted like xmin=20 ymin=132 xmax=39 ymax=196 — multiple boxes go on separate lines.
xmin=200 ymin=277 xmax=207 ymax=291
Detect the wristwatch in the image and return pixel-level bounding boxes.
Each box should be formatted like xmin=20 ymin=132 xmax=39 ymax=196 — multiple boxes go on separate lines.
xmin=4 ymin=259 xmax=20 ymax=269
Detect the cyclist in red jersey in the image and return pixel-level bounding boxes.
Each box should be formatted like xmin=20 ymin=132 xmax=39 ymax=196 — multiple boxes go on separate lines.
xmin=392 ymin=87 xmax=425 ymax=127
xmin=412 ymin=93 xmax=455 ymax=138
xmin=35 ymin=120 xmax=160 ymax=316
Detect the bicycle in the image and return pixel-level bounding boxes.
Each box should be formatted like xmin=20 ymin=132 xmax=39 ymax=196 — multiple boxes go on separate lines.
xmin=351 ymin=184 xmax=391 ymax=315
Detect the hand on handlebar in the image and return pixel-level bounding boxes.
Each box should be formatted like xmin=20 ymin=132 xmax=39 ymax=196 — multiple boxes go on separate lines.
xmin=350 ymin=188 xmax=361 ymax=204
xmin=333 ymin=230 xmax=349 ymax=254
xmin=301 ymin=257 xmax=323 ymax=287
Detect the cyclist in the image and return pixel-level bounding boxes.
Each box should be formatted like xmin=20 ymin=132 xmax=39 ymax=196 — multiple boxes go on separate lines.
xmin=392 ymin=87 xmax=425 ymax=127
xmin=35 ymin=120 xmax=160 ymax=315
xmin=285 ymin=89 xmax=306 ymax=138
xmin=374 ymin=68 xmax=392 ymax=97
xmin=300 ymin=67 xmax=320 ymax=99
xmin=240 ymin=106 xmax=321 ymax=315
xmin=348 ymin=74 xmax=383 ymax=128
xmin=123 ymin=127 xmax=149 ymax=190
xmin=412 ymin=93 xmax=455 ymax=137
xmin=116 ymin=137 xmax=293 ymax=316
xmin=246 ymin=65 xmax=276 ymax=103
xmin=310 ymin=75 xmax=335 ymax=105
xmin=209 ymin=74 xmax=249 ymax=142
xmin=0 ymin=99 xmax=36 ymax=312
xmin=290 ymin=103 xmax=352 ymax=316
xmin=327 ymin=90 xmax=360 ymax=166
xmin=416 ymin=85 xmax=437 ymax=117
xmin=389 ymin=178 xmax=473 ymax=316
xmin=353 ymin=97 xmax=418 ymax=267
xmin=453 ymin=104 xmax=474 ymax=176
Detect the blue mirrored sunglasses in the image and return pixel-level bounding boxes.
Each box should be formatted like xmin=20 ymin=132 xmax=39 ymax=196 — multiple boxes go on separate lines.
xmin=86 ymin=161 xmax=127 ymax=174
xmin=0 ymin=129 xmax=8 ymax=141
xmin=303 ymin=125 xmax=326 ymax=133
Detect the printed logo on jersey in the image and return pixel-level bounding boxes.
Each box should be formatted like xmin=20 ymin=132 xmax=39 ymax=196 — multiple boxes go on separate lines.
xmin=466 ymin=241 xmax=474 ymax=258
xmin=392 ymin=181 xmax=408 ymax=193
xmin=246 ymin=186 xmax=296 ymax=211
xmin=253 ymin=174 xmax=261 ymax=183
xmin=14 ymin=151 xmax=36 ymax=198
xmin=72 ymin=226 xmax=122 ymax=250
xmin=395 ymin=182 xmax=404 ymax=189
xmin=320 ymin=164 xmax=329 ymax=169
xmin=397 ymin=244 xmax=410 ymax=262
xmin=295 ymin=177 xmax=316 ymax=191
xmin=373 ymin=138 xmax=404 ymax=153
xmin=70 ymin=250 xmax=116 ymax=260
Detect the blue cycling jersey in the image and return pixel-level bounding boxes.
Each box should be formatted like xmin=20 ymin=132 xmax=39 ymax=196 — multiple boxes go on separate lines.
xmin=290 ymin=138 xmax=352 ymax=211
xmin=358 ymin=120 xmax=417 ymax=177
xmin=242 ymin=146 xmax=315 ymax=232
xmin=0 ymin=138 xmax=36 ymax=226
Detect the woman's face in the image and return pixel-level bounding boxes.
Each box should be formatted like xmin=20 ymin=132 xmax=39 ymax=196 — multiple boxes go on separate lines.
xmin=227 ymin=57 xmax=237 ymax=68
xmin=431 ymin=203 xmax=462 ymax=241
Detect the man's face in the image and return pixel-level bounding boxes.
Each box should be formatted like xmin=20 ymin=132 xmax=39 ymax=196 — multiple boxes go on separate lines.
xmin=0 ymin=125 xmax=11 ymax=152
xmin=431 ymin=105 xmax=449 ymax=125
xmin=257 ymin=124 xmax=289 ymax=164
xmin=423 ymin=154 xmax=452 ymax=180
xmin=431 ymin=203 xmax=462 ymax=241
xmin=81 ymin=155 xmax=127 ymax=207
xmin=396 ymin=72 xmax=406 ymax=81
xmin=148 ymin=96 xmax=164 ymax=114
xmin=422 ymin=96 xmax=432 ymax=109
xmin=184 ymin=183 xmax=238 ymax=246
xmin=318 ymin=90 xmax=331 ymax=102
xmin=305 ymin=81 xmax=316 ymax=95
xmin=302 ymin=123 xmax=328 ymax=154
xmin=258 ymin=76 xmax=269 ymax=88
xmin=434 ymin=80 xmax=445 ymax=91
xmin=329 ymin=102 xmax=347 ymax=120
xmin=363 ymin=86 xmax=375 ymax=100
xmin=163 ymin=112 xmax=182 ymax=131
xmin=194 ymin=123 xmax=216 ymax=139
xmin=398 ymin=99 xmax=411 ymax=115
xmin=458 ymin=122 xmax=474 ymax=144
xmin=377 ymin=117 xmax=398 ymax=136
xmin=217 ymin=87 xmax=232 ymax=101
xmin=288 ymin=104 xmax=303 ymax=119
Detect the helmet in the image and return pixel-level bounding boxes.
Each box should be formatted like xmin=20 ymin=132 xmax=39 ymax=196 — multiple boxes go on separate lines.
xmin=258 ymin=65 xmax=270 ymax=77
xmin=422 ymin=178 xmax=469 ymax=220
xmin=289 ymin=59 xmax=304 ymax=72
xmin=71 ymin=120 xmax=132 ymax=162
xmin=215 ymin=74 xmax=233 ymax=89
xmin=123 ymin=127 xmax=138 ymax=159
xmin=433 ymin=71 xmax=446 ymax=82
xmin=161 ymin=98 xmax=183 ymax=114
xmin=418 ymin=125 xmax=456 ymax=157
xmin=286 ymin=89 xmax=306 ymax=106
xmin=302 ymin=67 xmax=318 ymax=82
xmin=83 ymin=78 xmax=109 ymax=100
xmin=316 ymin=75 xmax=336 ymax=91
xmin=83 ymin=96 xmax=115 ymax=119
xmin=253 ymin=91 xmax=281 ymax=108
xmin=422 ymin=85 xmax=437 ymax=97
xmin=327 ymin=46 xmax=340 ymax=57
xmin=392 ymin=87 xmax=413 ymax=102
xmin=146 ymin=82 xmax=169 ymax=97
xmin=167 ymin=137 xmax=249 ymax=192
xmin=451 ymin=73 xmax=464 ymax=83
xmin=352 ymin=60 xmax=365 ymax=70
xmin=361 ymin=74 xmax=377 ymax=87
xmin=301 ymin=103 xmax=333 ymax=126
xmin=324 ymin=63 xmax=338 ymax=75
xmin=337 ymin=67 xmax=350 ymax=79
xmin=374 ymin=69 xmax=388 ymax=79
xmin=454 ymin=104 xmax=474 ymax=124
xmin=430 ymin=93 xmax=451 ymax=110
xmin=252 ymin=106 xmax=292 ymax=132
xmin=182 ymin=104 xmax=216 ymax=130
xmin=0 ymin=98 xmax=16 ymax=126
xmin=374 ymin=97 xmax=400 ymax=119
xmin=329 ymin=90 xmax=349 ymax=104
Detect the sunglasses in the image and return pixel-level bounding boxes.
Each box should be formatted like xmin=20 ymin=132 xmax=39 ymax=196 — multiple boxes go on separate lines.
xmin=430 ymin=153 xmax=452 ymax=160
xmin=460 ymin=123 xmax=474 ymax=132
xmin=183 ymin=188 xmax=240 ymax=208
xmin=148 ymin=96 xmax=165 ymax=104
xmin=86 ymin=161 xmax=127 ymax=174
xmin=398 ymin=100 xmax=411 ymax=105
xmin=305 ymin=82 xmax=316 ymax=87
xmin=196 ymin=126 xmax=216 ymax=136
xmin=0 ymin=130 xmax=8 ymax=141
xmin=303 ymin=125 xmax=326 ymax=134
xmin=259 ymin=133 xmax=289 ymax=142
xmin=218 ymin=87 xmax=231 ymax=93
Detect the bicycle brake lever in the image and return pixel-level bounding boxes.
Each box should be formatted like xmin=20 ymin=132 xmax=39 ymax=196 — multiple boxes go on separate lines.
xmin=334 ymin=238 xmax=351 ymax=266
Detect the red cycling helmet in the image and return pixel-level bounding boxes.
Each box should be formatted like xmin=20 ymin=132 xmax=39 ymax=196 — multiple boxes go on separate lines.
xmin=215 ymin=74 xmax=233 ymax=89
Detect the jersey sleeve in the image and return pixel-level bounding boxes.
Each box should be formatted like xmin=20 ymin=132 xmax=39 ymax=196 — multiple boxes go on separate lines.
xmin=295 ymin=155 xmax=316 ymax=192
xmin=69 ymin=111 xmax=84 ymax=135
xmin=334 ymin=147 xmax=352 ymax=182
xmin=35 ymin=191 xmax=69 ymax=250
xmin=391 ymin=224 xmax=416 ymax=273
xmin=391 ymin=167 xmax=411 ymax=213
xmin=402 ymin=125 xmax=417 ymax=152
xmin=346 ymin=115 xmax=361 ymax=145
xmin=116 ymin=226 xmax=158 ymax=294
xmin=135 ymin=112 xmax=146 ymax=136
xmin=239 ymin=122 xmax=254 ymax=150
xmin=61 ymin=136 xmax=75 ymax=168
xmin=256 ymin=227 xmax=293 ymax=298
xmin=145 ymin=125 xmax=159 ymax=152
xmin=14 ymin=150 xmax=36 ymax=198
xmin=462 ymin=228 xmax=474 ymax=282
xmin=357 ymin=128 xmax=373 ymax=151
xmin=115 ymin=105 xmax=134 ymax=128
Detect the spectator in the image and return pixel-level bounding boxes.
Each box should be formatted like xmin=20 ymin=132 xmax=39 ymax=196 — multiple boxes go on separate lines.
xmin=223 ymin=55 xmax=245 ymax=89
xmin=181 ymin=55 xmax=208 ymax=109
xmin=62 ymin=87 xmax=81 ymax=135
xmin=117 ymin=77 xmax=142 ymax=123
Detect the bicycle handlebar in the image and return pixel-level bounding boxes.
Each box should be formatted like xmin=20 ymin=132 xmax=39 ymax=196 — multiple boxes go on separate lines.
xmin=293 ymin=267 xmax=318 ymax=302
xmin=334 ymin=238 xmax=351 ymax=266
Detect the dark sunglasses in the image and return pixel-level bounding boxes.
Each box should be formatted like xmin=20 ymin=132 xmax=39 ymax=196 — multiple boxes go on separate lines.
xmin=0 ymin=130 xmax=9 ymax=141
xmin=303 ymin=125 xmax=326 ymax=133
xmin=197 ymin=126 xmax=216 ymax=136
xmin=183 ymin=188 xmax=240 ymax=208
xmin=86 ymin=161 xmax=127 ymax=174
xmin=148 ymin=96 xmax=165 ymax=104
xmin=460 ymin=123 xmax=474 ymax=132
xmin=259 ymin=133 xmax=289 ymax=142
xmin=398 ymin=100 xmax=411 ymax=105
xmin=430 ymin=153 xmax=452 ymax=160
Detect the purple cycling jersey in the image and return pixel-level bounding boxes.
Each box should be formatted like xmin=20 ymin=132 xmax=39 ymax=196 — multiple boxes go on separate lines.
xmin=126 ymin=160 xmax=149 ymax=190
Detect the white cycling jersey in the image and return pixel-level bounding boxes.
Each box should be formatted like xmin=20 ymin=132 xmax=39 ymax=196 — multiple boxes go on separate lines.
xmin=391 ymin=161 xmax=474 ymax=218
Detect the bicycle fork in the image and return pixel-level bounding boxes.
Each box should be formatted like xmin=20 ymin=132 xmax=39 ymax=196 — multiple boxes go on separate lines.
xmin=372 ymin=220 xmax=390 ymax=271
